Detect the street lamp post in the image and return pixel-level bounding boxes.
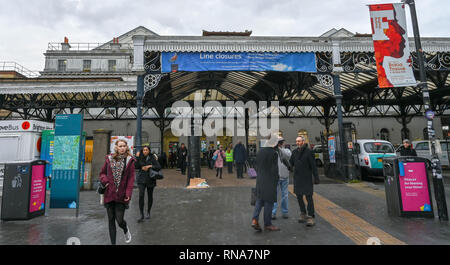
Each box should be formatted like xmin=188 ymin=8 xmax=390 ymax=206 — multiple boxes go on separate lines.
xmin=403 ymin=0 xmax=448 ymax=221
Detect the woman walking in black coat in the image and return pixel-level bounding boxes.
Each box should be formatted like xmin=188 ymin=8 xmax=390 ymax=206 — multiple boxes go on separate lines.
xmin=135 ymin=146 xmax=161 ymax=222
xmin=289 ymin=136 xmax=320 ymax=227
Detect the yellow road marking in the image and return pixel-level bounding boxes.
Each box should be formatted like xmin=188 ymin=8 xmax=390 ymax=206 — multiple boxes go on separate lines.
xmin=288 ymin=185 xmax=406 ymax=245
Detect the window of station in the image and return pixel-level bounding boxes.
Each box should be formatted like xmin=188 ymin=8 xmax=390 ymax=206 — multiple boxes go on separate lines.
xmin=83 ymin=60 xmax=91 ymax=72
xmin=401 ymin=128 xmax=410 ymax=140
xmin=423 ymin=128 xmax=429 ymax=140
xmin=108 ymin=60 xmax=116 ymax=72
xmin=58 ymin=59 xmax=67 ymax=72
xmin=380 ymin=128 xmax=390 ymax=141
xmin=298 ymin=129 xmax=309 ymax=143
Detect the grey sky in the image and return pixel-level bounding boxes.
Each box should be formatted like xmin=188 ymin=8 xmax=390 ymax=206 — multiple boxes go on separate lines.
xmin=1 ymin=0 xmax=448 ymax=72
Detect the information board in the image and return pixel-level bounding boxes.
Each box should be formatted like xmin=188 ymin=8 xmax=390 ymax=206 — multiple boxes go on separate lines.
xmin=50 ymin=114 xmax=83 ymax=209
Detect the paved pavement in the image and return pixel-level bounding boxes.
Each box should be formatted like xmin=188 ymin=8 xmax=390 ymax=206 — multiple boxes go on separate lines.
xmin=0 ymin=167 xmax=449 ymax=245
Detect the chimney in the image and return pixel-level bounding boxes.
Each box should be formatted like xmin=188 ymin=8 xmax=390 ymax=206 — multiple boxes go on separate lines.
xmin=110 ymin=37 xmax=121 ymax=51
xmin=61 ymin=36 xmax=71 ymax=51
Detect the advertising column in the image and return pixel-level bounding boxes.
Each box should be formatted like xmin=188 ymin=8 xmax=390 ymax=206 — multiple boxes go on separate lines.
xmin=50 ymin=114 xmax=83 ymax=214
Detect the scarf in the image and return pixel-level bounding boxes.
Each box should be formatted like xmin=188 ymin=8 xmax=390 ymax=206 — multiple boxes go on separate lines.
xmin=111 ymin=155 xmax=126 ymax=192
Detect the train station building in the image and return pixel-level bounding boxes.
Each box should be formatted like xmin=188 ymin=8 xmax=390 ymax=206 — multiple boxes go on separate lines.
xmin=1 ymin=26 xmax=450 ymax=157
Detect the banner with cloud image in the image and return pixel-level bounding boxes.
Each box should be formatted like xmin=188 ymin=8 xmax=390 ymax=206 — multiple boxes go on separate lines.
xmin=369 ymin=3 xmax=417 ymax=88
xmin=161 ymin=52 xmax=316 ymax=73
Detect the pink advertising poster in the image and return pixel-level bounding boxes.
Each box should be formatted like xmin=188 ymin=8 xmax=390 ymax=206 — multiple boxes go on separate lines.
xmin=399 ymin=162 xmax=432 ymax=212
xmin=29 ymin=165 xmax=46 ymax=213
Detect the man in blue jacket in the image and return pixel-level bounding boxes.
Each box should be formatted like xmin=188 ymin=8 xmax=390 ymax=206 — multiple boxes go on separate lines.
xmin=233 ymin=141 xmax=247 ymax=179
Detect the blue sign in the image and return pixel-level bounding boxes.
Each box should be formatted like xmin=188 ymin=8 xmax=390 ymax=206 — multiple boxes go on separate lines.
xmin=50 ymin=114 xmax=83 ymax=209
xmin=328 ymin=136 xmax=336 ymax=164
xmin=40 ymin=130 xmax=54 ymax=190
xmin=161 ymin=52 xmax=317 ymax=73
xmin=425 ymin=110 xmax=435 ymax=120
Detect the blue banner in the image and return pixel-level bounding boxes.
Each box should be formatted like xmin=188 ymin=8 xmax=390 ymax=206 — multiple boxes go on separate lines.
xmin=161 ymin=52 xmax=317 ymax=73
xmin=50 ymin=114 xmax=83 ymax=209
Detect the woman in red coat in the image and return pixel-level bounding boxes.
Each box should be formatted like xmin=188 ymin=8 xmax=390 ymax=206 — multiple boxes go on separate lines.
xmin=99 ymin=139 xmax=136 ymax=245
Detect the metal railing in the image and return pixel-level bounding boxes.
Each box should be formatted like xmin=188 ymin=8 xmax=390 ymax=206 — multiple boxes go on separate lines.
xmin=47 ymin=42 xmax=133 ymax=51
xmin=0 ymin=61 xmax=40 ymax=78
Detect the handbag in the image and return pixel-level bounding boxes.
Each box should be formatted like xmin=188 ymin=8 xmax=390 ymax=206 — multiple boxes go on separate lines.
xmin=150 ymin=169 xmax=164 ymax=180
xmin=97 ymin=182 xmax=107 ymax=194
xmin=250 ymin=187 xmax=256 ymax=206
xmin=246 ymin=161 xmax=257 ymax=178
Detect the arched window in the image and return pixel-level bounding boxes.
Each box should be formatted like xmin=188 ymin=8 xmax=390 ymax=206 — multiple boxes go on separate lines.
xmin=380 ymin=128 xmax=390 ymax=141
xmin=298 ymin=129 xmax=309 ymax=143
xmin=142 ymin=131 xmax=149 ymax=145
xmin=423 ymin=128 xmax=429 ymax=140
xmin=401 ymin=128 xmax=410 ymax=141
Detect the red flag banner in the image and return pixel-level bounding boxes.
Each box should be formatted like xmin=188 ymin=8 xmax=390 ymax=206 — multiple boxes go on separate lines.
xmin=369 ymin=3 xmax=417 ymax=88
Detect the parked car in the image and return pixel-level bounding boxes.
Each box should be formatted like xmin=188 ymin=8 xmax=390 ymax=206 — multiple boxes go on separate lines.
xmin=411 ymin=140 xmax=450 ymax=167
xmin=312 ymin=144 xmax=324 ymax=167
xmin=353 ymin=139 xmax=396 ymax=178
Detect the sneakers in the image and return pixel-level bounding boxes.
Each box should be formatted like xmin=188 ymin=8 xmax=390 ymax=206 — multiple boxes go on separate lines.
xmin=145 ymin=212 xmax=151 ymax=219
xmin=124 ymin=226 xmax=132 ymax=243
xmin=282 ymin=213 xmax=289 ymax=219
xmin=306 ymin=216 xmax=315 ymax=227
xmin=298 ymin=213 xmax=307 ymax=223
xmin=271 ymin=214 xmax=277 ymax=220
xmin=137 ymin=216 xmax=144 ymax=223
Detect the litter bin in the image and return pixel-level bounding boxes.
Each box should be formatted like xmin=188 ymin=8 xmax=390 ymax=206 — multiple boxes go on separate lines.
xmin=1 ymin=160 xmax=47 ymax=221
xmin=382 ymin=156 xmax=434 ymax=218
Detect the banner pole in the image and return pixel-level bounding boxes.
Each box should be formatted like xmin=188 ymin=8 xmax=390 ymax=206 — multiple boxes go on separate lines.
xmin=403 ymin=0 xmax=448 ymax=221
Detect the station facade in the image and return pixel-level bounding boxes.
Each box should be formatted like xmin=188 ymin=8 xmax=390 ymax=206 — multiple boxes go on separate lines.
xmin=1 ymin=26 xmax=450 ymax=155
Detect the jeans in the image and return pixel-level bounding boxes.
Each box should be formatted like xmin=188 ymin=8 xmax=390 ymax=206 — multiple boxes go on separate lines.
xmin=297 ymin=194 xmax=315 ymax=218
xmin=252 ymin=199 xmax=274 ymax=227
xmin=105 ymin=201 xmax=128 ymax=245
xmin=236 ymin=162 xmax=244 ymax=178
xmin=138 ymin=183 xmax=155 ymax=216
xmin=272 ymin=178 xmax=289 ymax=216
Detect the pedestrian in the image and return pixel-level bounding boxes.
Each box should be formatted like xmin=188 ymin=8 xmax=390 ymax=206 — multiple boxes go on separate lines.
xmin=289 ymin=136 xmax=320 ymax=227
xmin=159 ymin=151 xmax=168 ymax=169
xmin=233 ymin=140 xmax=247 ymax=179
xmin=168 ymin=152 xmax=173 ymax=168
xmin=399 ymin=139 xmax=417 ymax=156
xmin=225 ymin=144 xmax=234 ymax=174
xmin=208 ymin=147 xmax=215 ymax=169
xmin=213 ymin=145 xmax=226 ymax=179
xmin=135 ymin=146 xmax=161 ymax=223
xmin=178 ymin=143 xmax=188 ymax=175
xmin=251 ymin=134 xmax=280 ymax=232
xmin=272 ymin=137 xmax=292 ymax=220
xmin=99 ymin=139 xmax=135 ymax=244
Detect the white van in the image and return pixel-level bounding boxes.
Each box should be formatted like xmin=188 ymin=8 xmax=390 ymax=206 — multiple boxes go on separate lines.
xmin=353 ymin=139 xmax=396 ymax=178
xmin=0 ymin=120 xmax=53 ymax=191
xmin=412 ymin=140 xmax=449 ymax=167
xmin=312 ymin=144 xmax=324 ymax=167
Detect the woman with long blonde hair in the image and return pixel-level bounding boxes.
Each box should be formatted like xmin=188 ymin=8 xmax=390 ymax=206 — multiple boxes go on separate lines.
xmin=99 ymin=139 xmax=136 ymax=244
